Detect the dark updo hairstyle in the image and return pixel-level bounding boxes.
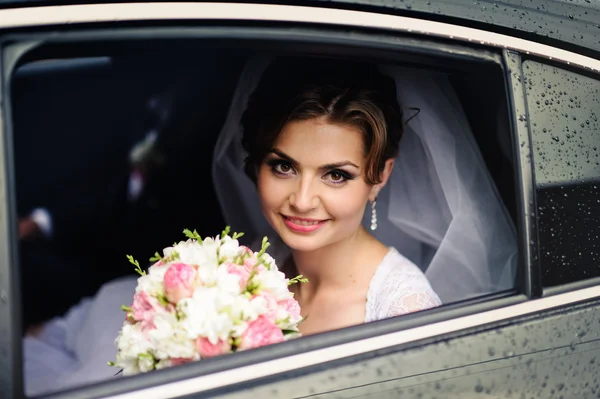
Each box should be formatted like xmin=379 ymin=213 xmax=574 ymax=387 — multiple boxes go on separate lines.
xmin=241 ymin=57 xmax=404 ymax=185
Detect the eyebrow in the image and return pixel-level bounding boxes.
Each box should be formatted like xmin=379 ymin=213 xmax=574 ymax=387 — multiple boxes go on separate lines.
xmin=269 ymin=148 xmax=360 ymax=169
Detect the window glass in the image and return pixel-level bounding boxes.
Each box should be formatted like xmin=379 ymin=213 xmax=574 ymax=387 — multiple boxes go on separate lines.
xmin=523 ymin=60 xmax=600 ymax=287
xmin=9 ymin=41 xmax=516 ymax=397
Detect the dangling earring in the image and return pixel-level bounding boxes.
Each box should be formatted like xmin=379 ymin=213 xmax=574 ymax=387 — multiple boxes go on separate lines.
xmin=370 ymin=198 xmax=378 ymax=231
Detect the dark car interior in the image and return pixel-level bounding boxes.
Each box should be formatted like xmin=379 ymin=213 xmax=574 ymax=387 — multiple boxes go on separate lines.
xmin=10 ymin=38 xmax=516 ymax=336
xmin=11 ymin=39 xmax=517 ymax=331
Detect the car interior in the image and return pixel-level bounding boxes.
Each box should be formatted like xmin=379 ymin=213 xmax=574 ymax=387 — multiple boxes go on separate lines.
xmin=9 ymin=38 xmax=518 ymax=396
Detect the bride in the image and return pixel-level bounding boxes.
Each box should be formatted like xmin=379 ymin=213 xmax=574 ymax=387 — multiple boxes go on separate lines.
xmin=234 ymin=57 xmax=440 ymax=334
xmin=23 ymin=55 xmax=516 ymax=396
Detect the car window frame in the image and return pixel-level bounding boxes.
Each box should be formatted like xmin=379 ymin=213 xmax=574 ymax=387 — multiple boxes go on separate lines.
xmin=1 ymin=3 xmax=600 ymax=399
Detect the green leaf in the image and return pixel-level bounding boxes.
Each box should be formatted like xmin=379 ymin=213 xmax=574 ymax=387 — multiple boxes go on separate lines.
xmin=126 ymin=254 xmax=139 ymax=268
xmin=288 ymin=274 xmax=309 ymax=285
xmin=121 ymin=305 xmax=133 ymax=312
xmin=221 ymin=226 xmax=231 ymax=238
xmin=149 ymin=252 xmax=162 ymax=262
xmin=157 ymin=295 xmax=170 ymax=306
xmin=126 ymin=254 xmax=146 ymax=276
xmin=244 ymin=271 xmax=260 ymax=295
xmin=163 ymin=250 xmax=180 ymax=263
xmin=232 ymin=231 xmax=245 ymax=240
xmin=108 ymin=361 xmax=117 ymax=367
xmin=257 ymin=236 xmax=271 ymax=257
xmin=282 ymin=329 xmax=300 ymax=335
xmin=183 ymin=228 xmax=202 ymax=241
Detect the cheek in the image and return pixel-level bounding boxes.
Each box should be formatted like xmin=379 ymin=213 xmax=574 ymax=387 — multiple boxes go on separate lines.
xmin=323 ymin=184 xmax=371 ymax=219
xmin=257 ymin=166 xmax=285 ymax=208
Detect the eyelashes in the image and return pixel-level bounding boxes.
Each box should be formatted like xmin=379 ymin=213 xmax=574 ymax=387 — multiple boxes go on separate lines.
xmin=265 ymin=159 xmax=356 ymax=185
xmin=326 ymin=169 xmax=355 ymax=184
xmin=267 ymin=159 xmax=294 ymax=176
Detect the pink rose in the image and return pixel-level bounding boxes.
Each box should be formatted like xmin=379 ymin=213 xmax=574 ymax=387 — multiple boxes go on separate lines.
xmin=195 ymin=337 xmax=232 ymax=358
xmin=244 ymin=257 xmax=266 ymax=275
xmin=252 ymin=292 xmax=279 ymax=322
xmin=243 ymin=255 xmax=257 ymax=269
xmin=238 ymin=315 xmax=285 ymax=350
xmin=163 ymin=263 xmax=197 ymax=303
xmin=224 ymin=262 xmax=251 ymax=289
xmin=130 ymin=291 xmax=163 ymax=333
xmin=131 ymin=291 xmax=161 ymax=323
xmin=239 ymin=246 xmax=253 ymax=256
xmin=279 ymin=298 xmax=302 ymax=322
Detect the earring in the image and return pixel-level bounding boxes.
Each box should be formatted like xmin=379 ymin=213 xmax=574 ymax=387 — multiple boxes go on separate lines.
xmin=370 ymin=199 xmax=378 ymax=231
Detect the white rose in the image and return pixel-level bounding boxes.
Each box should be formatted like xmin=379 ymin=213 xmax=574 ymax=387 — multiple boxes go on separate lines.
xmin=155 ymin=359 xmax=173 ymax=370
xmin=149 ymin=312 xmax=196 ymax=360
xmin=179 ymin=288 xmax=234 ymax=344
xmin=148 ymin=262 xmax=169 ymax=277
xmin=138 ymin=355 xmax=156 ymax=373
xmin=162 ymin=245 xmax=178 ymax=259
xmin=219 ymin=236 xmax=241 ymax=261
xmin=116 ymin=353 xmax=140 ymax=376
xmin=196 ymin=264 xmax=218 ymax=286
xmin=219 ymin=294 xmax=264 ymax=323
xmin=201 ymin=237 xmax=220 ymax=262
xmin=231 ymin=321 xmax=249 ymax=338
xmin=254 ymin=269 xmax=291 ymax=301
xmin=116 ymin=323 xmax=154 ymax=357
xmin=177 ymin=241 xmax=214 ymax=267
xmin=215 ymin=266 xmax=244 ymax=295
xmin=275 ymin=307 xmax=292 ymax=323
xmin=260 ymin=253 xmax=278 ymax=271
xmin=135 ymin=271 xmax=166 ymax=296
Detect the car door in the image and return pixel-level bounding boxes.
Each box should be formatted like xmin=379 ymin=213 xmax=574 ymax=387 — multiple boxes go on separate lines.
xmin=0 ymin=3 xmax=599 ymax=399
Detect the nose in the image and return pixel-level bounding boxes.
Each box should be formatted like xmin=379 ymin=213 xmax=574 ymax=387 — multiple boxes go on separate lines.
xmin=288 ymin=176 xmax=319 ymax=213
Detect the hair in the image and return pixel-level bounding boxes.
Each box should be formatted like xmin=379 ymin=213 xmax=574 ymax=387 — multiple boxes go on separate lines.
xmin=241 ymin=57 xmax=404 ymax=185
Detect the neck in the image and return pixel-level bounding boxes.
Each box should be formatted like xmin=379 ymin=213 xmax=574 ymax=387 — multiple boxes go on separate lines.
xmin=291 ymin=226 xmax=376 ymax=291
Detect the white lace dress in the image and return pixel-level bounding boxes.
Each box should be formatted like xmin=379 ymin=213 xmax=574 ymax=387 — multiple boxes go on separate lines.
xmin=365 ymin=247 xmax=441 ymax=322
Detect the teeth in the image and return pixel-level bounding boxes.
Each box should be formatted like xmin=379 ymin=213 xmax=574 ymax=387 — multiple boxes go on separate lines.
xmin=289 ymin=219 xmax=319 ymax=226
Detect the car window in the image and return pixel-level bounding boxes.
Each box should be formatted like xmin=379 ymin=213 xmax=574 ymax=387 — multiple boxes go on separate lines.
xmin=523 ymin=61 xmax=600 ymax=288
xmin=3 ymin=32 xmax=520 ymax=399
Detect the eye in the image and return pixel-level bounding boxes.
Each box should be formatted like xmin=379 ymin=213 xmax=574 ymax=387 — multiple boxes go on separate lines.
xmin=329 ymin=171 xmax=344 ymax=182
xmin=276 ymin=163 xmax=292 ymax=173
xmin=267 ymin=159 xmax=295 ymax=176
xmin=324 ymin=169 xmax=354 ymax=184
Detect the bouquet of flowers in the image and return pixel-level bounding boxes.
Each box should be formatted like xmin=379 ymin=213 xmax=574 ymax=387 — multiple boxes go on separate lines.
xmin=109 ymin=227 xmax=306 ymax=375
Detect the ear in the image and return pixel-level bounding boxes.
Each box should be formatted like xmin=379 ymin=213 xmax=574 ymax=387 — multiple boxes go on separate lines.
xmin=369 ymin=158 xmax=395 ymax=202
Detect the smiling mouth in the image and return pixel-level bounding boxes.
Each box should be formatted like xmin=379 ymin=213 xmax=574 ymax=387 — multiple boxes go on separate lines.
xmin=280 ymin=214 xmax=328 ymax=232
xmin=285 ymin=218 xmax=321 ymax=225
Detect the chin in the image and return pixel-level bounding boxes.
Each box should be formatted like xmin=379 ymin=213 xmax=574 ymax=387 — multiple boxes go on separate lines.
xmin=279 ymin=232 xmax=329 ymax=253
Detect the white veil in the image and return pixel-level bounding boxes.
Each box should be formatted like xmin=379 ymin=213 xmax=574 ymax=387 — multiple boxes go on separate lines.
xmin=212 ymin=57 xmax=517 ymax=303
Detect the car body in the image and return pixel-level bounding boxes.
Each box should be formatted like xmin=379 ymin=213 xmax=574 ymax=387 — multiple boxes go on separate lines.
xmin=0 ymin=1 xmax=599 ymax=398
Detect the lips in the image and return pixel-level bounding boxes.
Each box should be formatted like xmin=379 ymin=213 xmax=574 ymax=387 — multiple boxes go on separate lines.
xmin=281 ymin=215 xmax=328 ymax=233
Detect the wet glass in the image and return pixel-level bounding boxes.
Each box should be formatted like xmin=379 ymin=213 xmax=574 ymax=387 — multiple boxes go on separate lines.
xmin=523 ymin=60 xmax=600 ymax=287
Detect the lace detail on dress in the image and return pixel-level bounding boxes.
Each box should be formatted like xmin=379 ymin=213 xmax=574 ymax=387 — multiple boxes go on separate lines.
xmin=365 ymin=248 xmax=441 ymax=322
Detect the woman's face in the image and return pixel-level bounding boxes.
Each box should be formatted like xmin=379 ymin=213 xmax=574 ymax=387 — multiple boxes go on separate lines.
xmin=257 ymin=117 xmax=382 ymax=253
